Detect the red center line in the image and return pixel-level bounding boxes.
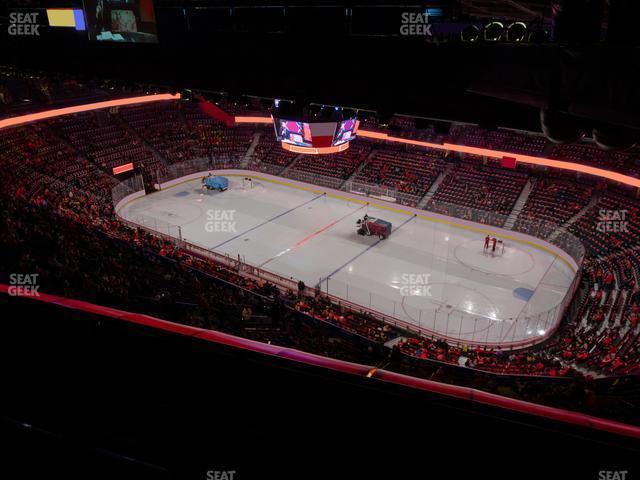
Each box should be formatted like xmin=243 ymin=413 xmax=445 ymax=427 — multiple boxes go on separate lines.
xmin=259 ymin=204 xmax=367 ymax=268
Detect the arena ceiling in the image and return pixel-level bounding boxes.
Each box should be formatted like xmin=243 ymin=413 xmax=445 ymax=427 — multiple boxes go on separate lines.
xmin=461 ymin=0 xmax=550 ymax=19
xmin=2 ymin=0 xmax=638 ymax=135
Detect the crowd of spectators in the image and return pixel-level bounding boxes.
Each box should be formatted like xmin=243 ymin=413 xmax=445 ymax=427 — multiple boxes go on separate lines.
xmin=0 ymin=67 xmax=132 ymax=117
xmin=541 ymin=254 xmax=640 ymax=376
xmin=118 ymin=101 xmax=207 ymax=163
xmin=353 ymin=144 xmax=447 ymax=203
xmin=2 ymin=103 xmax=640 ymax=381
xmin=2 ymin=183 xmax=638 ymax=421
xmin=289 ymin=141 xmax=371 ymax=181
xmin=48 ymin=109 xmax=164 ymax=174
xmin=117 ymin=101 xmax=256 ymax=165
xmin=427 ymin=159 xmax=529 ymax=226
xmin=2 ymin=79 xmax=640 ymax=423
xmin=449 ymin=125 xmax=548 ymax=156
xmin=514 ymin=177 xmax=595 ymax=238
xmin=548 ymin=142 xmax=632 ymax=171
xmin=248 ymin=133 xmax=299 ymax=174
xmin=569 ymin=192 xmax=640 ymax=257
xmin=397 ymin=336 xmax=578 ymax=377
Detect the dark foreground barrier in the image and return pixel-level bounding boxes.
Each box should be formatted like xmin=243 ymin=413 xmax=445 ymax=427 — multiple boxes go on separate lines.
xmin=1 ymin=288 xmax=639 ymax=480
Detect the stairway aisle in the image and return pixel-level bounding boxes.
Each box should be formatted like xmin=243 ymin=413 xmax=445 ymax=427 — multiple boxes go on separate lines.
xmin=417 ymin=164 xmax=454 ymax=209
xmin=503 ymin=178 xmax=536 ymax=230
xmin=241 ymin=132 xmax=262 ymax=168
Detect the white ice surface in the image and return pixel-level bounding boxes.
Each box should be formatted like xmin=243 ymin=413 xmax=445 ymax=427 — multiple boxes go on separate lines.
xmin=119 ymin=176 xmax=576 ymax=346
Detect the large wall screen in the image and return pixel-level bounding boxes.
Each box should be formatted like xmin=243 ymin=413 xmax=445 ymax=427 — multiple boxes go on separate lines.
xmin=83 ymin=0 xmax=158 ymax=42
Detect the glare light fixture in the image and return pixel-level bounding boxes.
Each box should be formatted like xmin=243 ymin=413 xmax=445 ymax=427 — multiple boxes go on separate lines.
xmin=461 ymin=24 xmax=481 ymax=42
xmin=484 ymin=22 xmax=504 ymax=41
xmin=506 ymin=22 xmax=527 ymax=42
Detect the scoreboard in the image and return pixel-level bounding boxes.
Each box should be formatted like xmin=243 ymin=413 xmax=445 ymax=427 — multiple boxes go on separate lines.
xmin=272 ymin=101 xmax=359 ymax=154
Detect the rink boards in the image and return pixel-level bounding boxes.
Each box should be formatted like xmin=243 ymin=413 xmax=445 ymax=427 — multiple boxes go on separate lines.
xmin=116 ymin=170 xmax=579 ymax=348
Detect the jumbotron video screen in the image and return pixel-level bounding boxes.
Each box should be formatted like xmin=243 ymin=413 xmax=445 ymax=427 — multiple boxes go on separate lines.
xmin=273 ymin=102 xmax=360 ymax=149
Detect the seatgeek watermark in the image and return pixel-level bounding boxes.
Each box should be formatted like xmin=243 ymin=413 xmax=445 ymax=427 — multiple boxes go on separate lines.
xmin=206 ymin=470 xmax=236 ymax=480
xmin=400 ymin=12 xmax=432 ymax=37
xmin=205 ymin=209 xmax=237 ymax=233
xmin=8 ymin=11 xmax=41 ymax=36
xmin=8 ymin=273 xmax=40 ymax=297
xmin=598 ymin=471 xmax=629 ymax=480
xmin=596 ymin=209 xmax=629 ymax=233
xmin=399 ymin=273 xmax=432 ymax=297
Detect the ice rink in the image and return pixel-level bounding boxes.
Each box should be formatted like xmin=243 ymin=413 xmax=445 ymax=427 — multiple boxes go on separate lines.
xmin=118 ymin=175 xmax=577 ymax=346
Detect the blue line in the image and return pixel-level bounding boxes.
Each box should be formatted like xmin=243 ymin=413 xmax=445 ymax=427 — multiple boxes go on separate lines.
xmin=211 ymin=193 xmax=325 ymax=251
xmin=317 ymin=214 xmax=417 ymax=287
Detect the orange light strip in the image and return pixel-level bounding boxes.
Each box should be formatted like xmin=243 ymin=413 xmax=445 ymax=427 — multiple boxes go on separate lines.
xmin=0 ymin=93 xmax=181 ymax=131
xmin=4 ymin=104 xmax=637 ymax=188
xmin=442 ymin=143 xmax=640 ymax=188
xmin=357 ymin=130 xmax=640 ymax=189
xmin=281 ymin=142 xmax=349 ymax=155
xmin=235 ymin=116 xmax=273 ymax=124
xmin=235 ymin=116 xmax=640 ymax=187
xmin=112 ymin=162 xmax=134 ymax=175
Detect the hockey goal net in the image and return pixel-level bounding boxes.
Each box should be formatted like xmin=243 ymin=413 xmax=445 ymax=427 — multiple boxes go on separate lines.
xmin=242 ymin=177 xmax=255 ymax=189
